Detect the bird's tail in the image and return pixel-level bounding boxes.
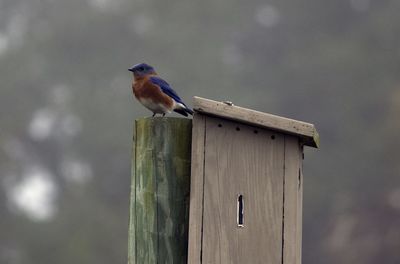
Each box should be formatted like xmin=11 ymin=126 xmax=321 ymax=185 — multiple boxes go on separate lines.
xmin=174 ymin=103 xmax=194 ymax=117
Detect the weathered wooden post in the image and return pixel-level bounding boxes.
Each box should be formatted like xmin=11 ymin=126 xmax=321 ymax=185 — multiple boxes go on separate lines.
xmin=128 ymin=117 xmax=192 ymax=264
xmin=188 ymin=97 xmax=319 ymax=264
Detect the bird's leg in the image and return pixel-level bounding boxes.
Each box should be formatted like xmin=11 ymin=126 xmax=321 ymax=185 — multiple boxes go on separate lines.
xmin=162 ymin=113 xmax=166 ymax=117
xmin=152 ymin=113 xmax=156 ymax=117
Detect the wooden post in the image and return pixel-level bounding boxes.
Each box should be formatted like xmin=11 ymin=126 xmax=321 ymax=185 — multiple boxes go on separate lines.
xmin=128 ymin=117 xmax=192 ymax=264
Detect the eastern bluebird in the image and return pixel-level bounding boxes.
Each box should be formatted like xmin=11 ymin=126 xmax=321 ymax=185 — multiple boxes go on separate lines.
xmin=128 ymin=63 xmax=193 ymax=117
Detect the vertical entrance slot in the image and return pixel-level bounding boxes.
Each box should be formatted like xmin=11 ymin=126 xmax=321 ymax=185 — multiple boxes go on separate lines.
xmin=237 ymin=194 xmax=244 ymax=227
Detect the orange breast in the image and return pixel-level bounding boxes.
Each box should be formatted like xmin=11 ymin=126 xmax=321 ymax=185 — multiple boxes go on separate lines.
xmin=133 ymin=77 xmax=174 ymax=109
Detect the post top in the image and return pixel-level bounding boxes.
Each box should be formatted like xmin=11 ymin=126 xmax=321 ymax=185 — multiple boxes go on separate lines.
xmin=193 ymin=96 xmax=319 ymax=148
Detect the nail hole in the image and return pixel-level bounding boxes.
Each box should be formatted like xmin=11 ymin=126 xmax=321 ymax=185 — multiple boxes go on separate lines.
xmin=236 ymin=127 xmax=240 ymax=131
xmin=271 ymin=135 xmax=275 ymax=140
xmin=218 ymin=124 xmax=222 ymax=127
xmin=254 ymin=130 xmax=258 ymax=134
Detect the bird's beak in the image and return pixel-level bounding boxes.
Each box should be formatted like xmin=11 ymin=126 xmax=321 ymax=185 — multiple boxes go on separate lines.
xmin=128 ymin=68 xmax=134 ymax=72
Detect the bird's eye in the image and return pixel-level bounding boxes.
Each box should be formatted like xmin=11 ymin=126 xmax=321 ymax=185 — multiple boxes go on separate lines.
xmin=139 ymin=67 xmax=145 ymax=71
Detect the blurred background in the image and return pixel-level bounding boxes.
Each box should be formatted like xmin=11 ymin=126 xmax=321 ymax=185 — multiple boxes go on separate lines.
xmin=1 ymin=0 xmax=400 ymax=263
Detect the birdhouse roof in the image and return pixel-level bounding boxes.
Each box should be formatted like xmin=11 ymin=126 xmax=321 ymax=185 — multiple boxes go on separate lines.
xmin=193 ymin=96 xmax=319 ymax=148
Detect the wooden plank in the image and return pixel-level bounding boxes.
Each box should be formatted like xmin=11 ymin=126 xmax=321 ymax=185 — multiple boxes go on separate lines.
xmin=129 ymin=117 xmax=192 ymax=264
xmin=282 ymin=136 xmax=302 ymax=264
xmin=127 ymin=123 xmax=137 ymax=264
xmin=202 ymin=116 xmax=284 ymax=263
xmin=187 ymin=114 xmax=206 ymax=264
xmin=297 ymin=146 xmax=304 ymax=264
xmin=193 ymin=96 xmax=319 ymax=148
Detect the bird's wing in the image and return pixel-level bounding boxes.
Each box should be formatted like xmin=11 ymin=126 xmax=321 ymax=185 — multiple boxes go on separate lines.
xmin=149 ymin=76 xmax=185 ymax=105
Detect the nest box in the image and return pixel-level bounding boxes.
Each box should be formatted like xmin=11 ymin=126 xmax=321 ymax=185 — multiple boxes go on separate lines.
xmin=188 ymin=97 xmax=319 ymax=264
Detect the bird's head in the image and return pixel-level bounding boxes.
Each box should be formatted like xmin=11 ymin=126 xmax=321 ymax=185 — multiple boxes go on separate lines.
xmin=128 ymin=63 xmax=156 ymax=78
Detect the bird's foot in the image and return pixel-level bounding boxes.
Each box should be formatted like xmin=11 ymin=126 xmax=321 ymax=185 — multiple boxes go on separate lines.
xmin=152 ymin=113 xmax=156 ymax=117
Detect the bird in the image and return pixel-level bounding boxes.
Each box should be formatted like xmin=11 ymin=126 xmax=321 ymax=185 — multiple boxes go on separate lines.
xmin=128 ymin=63 xmax=193 ymax=117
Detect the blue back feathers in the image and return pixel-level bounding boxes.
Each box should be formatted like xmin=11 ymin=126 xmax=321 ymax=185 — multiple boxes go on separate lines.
xmin=149 ymin=76 xmax=186 ymax=106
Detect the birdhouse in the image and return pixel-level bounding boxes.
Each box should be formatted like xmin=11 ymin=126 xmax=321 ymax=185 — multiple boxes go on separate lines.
xmin=188 ymin=97 xmax=319 ymax=264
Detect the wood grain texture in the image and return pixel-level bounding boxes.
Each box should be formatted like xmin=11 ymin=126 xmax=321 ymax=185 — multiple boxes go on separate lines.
xmin=193 ymin=96 xmax=319 ymax=148
xmin=201 ymin=116 xmax=285 ymax=264
xmin=128 ymin=125 xmax=136 ymax=264
xmin=187 ymin=114 xmax=206 ymax=264
xmin=128 ymin=117 xmax=192 ymax=264
xmin=297 ymin=146 xmax=304 ymax=264
xmin=282 ymin=136 xmax=302 ymax=264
